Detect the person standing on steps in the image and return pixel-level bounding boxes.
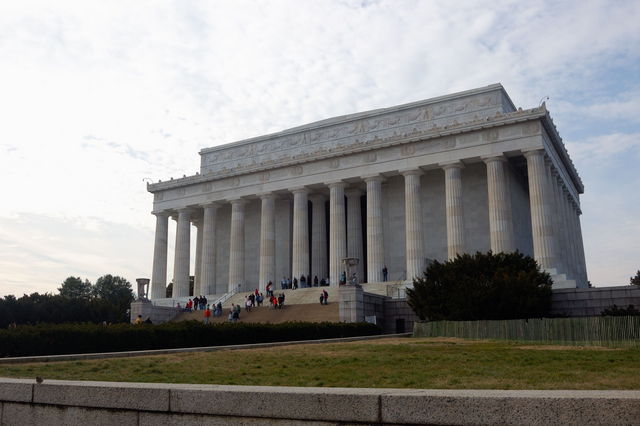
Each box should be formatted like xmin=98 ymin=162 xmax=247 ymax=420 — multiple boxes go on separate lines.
xmin=204 ymin=305 xmax=211 ymax=324
xmin=382 ymin=265 xmax=388 ymax=282
xmin=322 ymin=289 xmax=329 ymax=305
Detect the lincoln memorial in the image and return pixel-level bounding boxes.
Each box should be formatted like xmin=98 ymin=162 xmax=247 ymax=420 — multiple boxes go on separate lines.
xmin=146 ymin=84 xmax=588 ymax=301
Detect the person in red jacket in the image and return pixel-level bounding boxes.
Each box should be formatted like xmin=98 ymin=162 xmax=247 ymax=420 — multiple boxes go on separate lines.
xmin=204 ymin=305 xmax=211 ymax=324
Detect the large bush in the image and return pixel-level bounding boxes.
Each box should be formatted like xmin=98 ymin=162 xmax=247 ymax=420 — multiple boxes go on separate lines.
xmin=0 ymin=321 xmax=381 ymax=357
xmin=406 ymin=251 xmax=552 ymax=321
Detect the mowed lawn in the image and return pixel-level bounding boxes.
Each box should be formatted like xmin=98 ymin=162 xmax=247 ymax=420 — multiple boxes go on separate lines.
xmin=1 ymin=337 xmax=639 ymax=389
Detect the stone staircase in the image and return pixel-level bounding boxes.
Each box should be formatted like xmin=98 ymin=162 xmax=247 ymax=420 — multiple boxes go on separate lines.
xmin=172 ymin=300 xmax=338 ymax=324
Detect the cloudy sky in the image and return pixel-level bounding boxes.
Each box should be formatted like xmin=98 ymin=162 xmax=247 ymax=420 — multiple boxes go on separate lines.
xmin=1 ymin=0 xmax=638 ymax=297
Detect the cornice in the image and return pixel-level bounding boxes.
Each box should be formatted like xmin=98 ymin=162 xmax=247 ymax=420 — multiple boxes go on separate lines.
xmin=147 ymin=106 xmax=547 ymax=193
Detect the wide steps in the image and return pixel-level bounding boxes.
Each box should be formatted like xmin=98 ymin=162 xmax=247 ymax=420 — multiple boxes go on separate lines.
xmin=172 ymin=302 xmax=338 ymax=324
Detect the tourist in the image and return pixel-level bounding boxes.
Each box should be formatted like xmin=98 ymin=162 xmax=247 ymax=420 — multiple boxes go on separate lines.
xmin=193 ymin=296 xmax=200 ymax=311
xmin=382 ymin=265 xmax=388 ymax=282
xmin=280 ymin=277 xmax=286 ymax=290
xmin=134 ymin=314 xmax=143 ymax=325
xmin=340 ymin=271 xmax=346 ymax=285
xmin=201 ymin=296 xmax=207 ymax=310
xmin=320 ymin=278 xmax=326 ymax=286
xmin=293 ymin=277 xmax=298 ymax=290
xmin=300 ymin=275 xmax=306 ymax=288
xmin=186 ymin=299 xmax=193 ymax=312
xmin=248 ymin=293 xmax=255 ymax=307
xmin=267 ymin=281 xmax=273 ymax=296
xmin=216 ymin=301 xmax=222 ymax=316
xmin=204 ymin=305 xmax=211 ymax=324
xmin=314 ymin=275 xmax=319 ymax=286
xmin=144 ymin=317 xmax=152 ymax=324
xmin=322 ymin=289 xmax=329 ymax=305
xmin=286 ymin=277 xmax=291 ymax=289
xmin=257 ymin=293 xmax=264 ymax=306
xmin=277 ymin=293 xmax=285 ymax=309
xmin=319 ymin=293 xmax=324 ymax=305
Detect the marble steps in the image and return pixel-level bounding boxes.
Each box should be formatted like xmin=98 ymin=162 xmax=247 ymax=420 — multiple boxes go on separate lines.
xmin=172 ymin=302 xmax=339 ymax=324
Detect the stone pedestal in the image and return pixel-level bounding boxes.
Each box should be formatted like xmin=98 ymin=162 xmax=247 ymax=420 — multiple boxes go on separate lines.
xmin=339 ymin=285 xmax=364 ymax=323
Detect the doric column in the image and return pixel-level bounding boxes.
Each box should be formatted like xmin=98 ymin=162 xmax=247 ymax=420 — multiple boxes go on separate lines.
xmin=173 ymin=208 xmax=192 ymax=298
xmin=291 ymin=188 xmax=310 ymax=282
xmin=483 ymin=155 xmax=515 ymax=253
xmin=442 ymin=162 xmax=466 ymax=260
xmin=309 ymin=194 xmax=328 ymax=281
xmin=150 ymin=212 xmax=169 ymax=299
xmin=200 ymin=203 xmax=218 ymax=295
xmin=402 ymin=169 xmax=425 ymax=280
xmin=365 ymin=175 xmax=384 ymax=283
xmin=228 ymin=199 xmax=246 ymax=292
xmin=524 ymin=149 xmax=556 ymax=271
xmin=259 ymin=193 xmax=276 ymax=291
xmin=561 ymin=189 xmax=578 ymax=280
xmin=548 ymin=163 xmax=566 ymax=275
xmin=345 ymin=188 xmax=364 ymax=282
xmin=193 ymin=218 xmax=203 ymax=296
xmin=328 ymin=181 xmax=346 ymax=287
xmin=575 ymin=206 xmax=588 ymax=286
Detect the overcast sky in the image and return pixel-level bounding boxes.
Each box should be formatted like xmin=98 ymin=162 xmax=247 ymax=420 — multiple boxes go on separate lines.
xmin=1 ymin=0 xmax=639 ymax=297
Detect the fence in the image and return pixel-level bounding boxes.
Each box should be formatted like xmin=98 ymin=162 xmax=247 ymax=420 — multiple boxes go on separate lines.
xmin=413 ymin=316 xmax=640 ymax=348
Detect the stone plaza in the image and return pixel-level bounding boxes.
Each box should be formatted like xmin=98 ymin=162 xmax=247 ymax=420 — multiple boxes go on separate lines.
xmin=146 ymin=83 xmax=588 ymax=302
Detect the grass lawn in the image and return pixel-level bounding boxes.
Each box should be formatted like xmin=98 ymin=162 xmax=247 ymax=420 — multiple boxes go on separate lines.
xmin=1 ymin=337 xmax=639 ymax=389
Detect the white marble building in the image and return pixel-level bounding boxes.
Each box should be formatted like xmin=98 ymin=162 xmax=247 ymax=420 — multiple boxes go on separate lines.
xmin=147 ymin=84 xmax=588 ymax=300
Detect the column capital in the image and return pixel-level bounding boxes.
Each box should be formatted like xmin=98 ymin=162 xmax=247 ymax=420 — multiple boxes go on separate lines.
xmin=481 ymin=154 xmax=508 ymax=164
xmin=199 ymin=201 xmax=221 ymax=209
xmin=326 ymin=180 xmax=346 ymax=189
xmin=308 ymin=193 xmax=327 ymax=202
xmin=290 ymin=187 xmax=309 ymax=195
xmin=229 ymin=198 xmax=248 ymax=206
xmin=399 ymin=168 xmax=423 ymax=177
xmin=258 ymin=192 xmax=277 ymax=200
xmin=152 ymin=210 xmax=171 ymax=218
xmin=363 ymin=174 xmax=384 ymax=183
xmin=439 ymin=160 xmax=465 ymax=170
xmin=522 ymin=148 xmax=546 ymax=159
xmin=345 ymin=188 xmax=363 ymax=198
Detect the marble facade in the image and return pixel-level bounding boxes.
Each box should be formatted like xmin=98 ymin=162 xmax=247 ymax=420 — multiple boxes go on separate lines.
xmin=147 ymin=84 xmax=588 ymax=300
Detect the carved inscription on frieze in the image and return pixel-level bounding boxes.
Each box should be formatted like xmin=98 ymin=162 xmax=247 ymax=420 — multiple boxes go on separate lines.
xmin=201 ymin=91 xmax=503 ymax=174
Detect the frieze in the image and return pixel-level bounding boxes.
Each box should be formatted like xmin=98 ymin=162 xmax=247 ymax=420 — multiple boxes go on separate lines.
xmin=200 ymin=89 xmax=507 ymax=175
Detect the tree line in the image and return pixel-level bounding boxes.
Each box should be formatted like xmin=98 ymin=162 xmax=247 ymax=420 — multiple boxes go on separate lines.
xmin=0 ymin=275 xmax=134 ymax=328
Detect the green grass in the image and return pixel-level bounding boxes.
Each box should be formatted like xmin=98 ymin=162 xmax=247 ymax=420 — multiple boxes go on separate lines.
xmin=1 ymin=337 xmax=639 ymax=389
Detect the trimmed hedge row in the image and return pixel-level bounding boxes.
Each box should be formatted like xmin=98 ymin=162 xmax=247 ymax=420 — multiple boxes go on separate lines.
xmin=0 ymin=321 xmax=381 ymax=357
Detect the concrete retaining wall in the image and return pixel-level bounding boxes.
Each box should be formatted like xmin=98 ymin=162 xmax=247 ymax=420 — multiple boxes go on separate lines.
xmin=130 ymin=300 xmax=180 ymax=324
xmin=551 ymin=285 xmax=640 ymax=317
xmin=1 ymin=378 xmax=639 ymax=425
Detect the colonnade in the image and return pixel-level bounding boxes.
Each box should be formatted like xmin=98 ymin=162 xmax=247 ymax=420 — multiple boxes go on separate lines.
xmin=149 ymin=150 xmax=587 ymax=299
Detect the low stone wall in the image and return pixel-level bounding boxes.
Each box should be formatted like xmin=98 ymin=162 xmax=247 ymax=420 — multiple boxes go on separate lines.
xmin=130 ymin=300 xmax=180 ymax=324
xmin=551 ymin=285 xmax=640 ymax=317
xmin=1 ymin=378 xmax=639 ymax=425
xmin=384 ymin=298 xmax=419 ymax=333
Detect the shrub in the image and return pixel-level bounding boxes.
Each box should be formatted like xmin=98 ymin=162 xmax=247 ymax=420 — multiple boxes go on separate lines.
xmin=601 ymin=304 xmax=640 ymax=316
xmin=406 ymin=251 xmax=552 ymax=321
xmin=0 ymin=321 xmax=381 ymax=357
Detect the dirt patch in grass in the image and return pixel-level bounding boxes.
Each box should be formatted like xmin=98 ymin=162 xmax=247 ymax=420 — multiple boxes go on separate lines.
xmin=516 ymin=345 xmax=620 ymax=351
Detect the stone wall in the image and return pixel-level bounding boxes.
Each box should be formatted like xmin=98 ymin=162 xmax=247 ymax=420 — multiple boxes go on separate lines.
xmin=130 ymin=301 xmax=180 ymax=324
xmin=2 ymin=378 xmax=639 ymax=425
xmin=384 ymin=299 xmax=419 ymax=334
xmin=551 ymin=285 xmax=640 ymax=317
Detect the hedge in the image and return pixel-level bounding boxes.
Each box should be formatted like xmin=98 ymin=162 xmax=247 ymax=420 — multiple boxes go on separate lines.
xmin=0 ymin=321 xmax=381 ymax=357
